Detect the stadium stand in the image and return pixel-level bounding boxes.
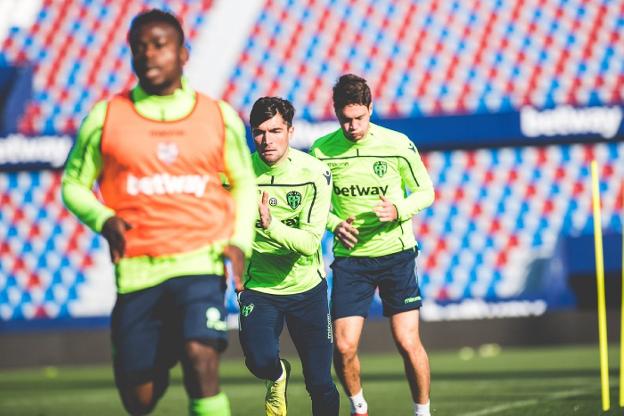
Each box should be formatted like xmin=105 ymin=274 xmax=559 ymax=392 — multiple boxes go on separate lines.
xmin=0 ymin=0 xmax=623 ymax=323
xmin=1 ymin=141 xmax=622 ymax=320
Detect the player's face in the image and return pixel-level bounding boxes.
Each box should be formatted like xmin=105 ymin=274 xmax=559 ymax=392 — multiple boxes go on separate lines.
xmin=130 ymin=21 xmax=188 ymax=95
xmin=252 ymin=113 xmax=292 ymax=165
xmin=336 ymin=103 xmax=372 ymax=141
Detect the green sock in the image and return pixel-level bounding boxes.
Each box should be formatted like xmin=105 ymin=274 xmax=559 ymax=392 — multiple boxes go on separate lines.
xmin=189 ymin=392 xmax=231 ymax=416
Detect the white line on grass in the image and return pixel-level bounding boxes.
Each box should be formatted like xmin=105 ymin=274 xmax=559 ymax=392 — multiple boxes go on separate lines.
xmin=462 ymin=388 xmax=586 ymax=416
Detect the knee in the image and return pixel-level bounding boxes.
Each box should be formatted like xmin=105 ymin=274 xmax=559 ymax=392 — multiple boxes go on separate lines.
xmin=334 ymin=337 xmax=358 ymax=358
xmin=120 ymin=391 xmax=158 ymax=416
xmin=118 ymin=373 xmax=168 ymax=416
xmin=184 ymin=341 xmax=218 ymax=372
xmin=307 ymin=380 xmax=339 ymax=399
xmin=245 ymin=353 xmax=279 ymax=380
xmin=395 ymin=336 xmax=423 ymax=357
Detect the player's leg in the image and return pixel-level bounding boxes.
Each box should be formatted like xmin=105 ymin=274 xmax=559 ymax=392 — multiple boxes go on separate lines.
xmin=171 ymin=275 xmax=231 ymax=416
xmin=238 ymin=289 xmax=289 ymax=415
xmin=379 ymin=248 xmax=431 ymax=415
xmin=238 ymin=289 xmax=285 ymax=380
xmin=390 ymin=310 xmax=430 ymax=413
xmin=331 ymin=256 xmax=377 ymax=415
xmin=332 ymin=317 xmax=365 ymax=395
xmin=111 ymin=284 xmax=173 ymax=415
xmin=285 ymin=280 xmax=339 ymax=416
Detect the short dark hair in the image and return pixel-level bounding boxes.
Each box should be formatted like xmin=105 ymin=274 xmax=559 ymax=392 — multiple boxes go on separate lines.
xmin=250 ymin=97 xmax=295 ymax=128
xmin=127 ymin=9 xmax=185 ymax=48
xmin=332 ymin=74 xmax=372 ymax=111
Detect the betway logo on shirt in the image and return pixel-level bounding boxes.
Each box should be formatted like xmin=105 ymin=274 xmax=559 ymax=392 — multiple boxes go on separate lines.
xmin=334 ymin=184 xmax=388 ymax=196
xmin=127 ymin=173 xmax=210 ymax=197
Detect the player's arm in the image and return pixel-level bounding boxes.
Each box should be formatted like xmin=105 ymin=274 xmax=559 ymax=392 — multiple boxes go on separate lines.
xmin=62 ymin=102 xmax=132 ymax=263
xmin=308 ymin=144 xmax=359 ymax=247
xmin=219 ymin=101 xmax=257 ymax=256
xmin=61 ymin=101 xmax=115 ymax=232
xmin=260 ymin=168 xmax=332 ymax=256
xmin=393 ymin=140 xmax=435 ymax=221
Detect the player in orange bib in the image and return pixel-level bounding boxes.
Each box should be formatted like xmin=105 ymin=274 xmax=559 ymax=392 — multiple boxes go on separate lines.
xmin=61 ymin=9 xmax=256 ymax=416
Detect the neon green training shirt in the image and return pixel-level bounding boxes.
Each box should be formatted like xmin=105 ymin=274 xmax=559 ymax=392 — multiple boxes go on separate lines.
xmin=245 ymin=148 xmax=332 ymax=295
xmin=61 ymin=77 xmax=257 ymax=294
xmin=310 ymin=122 xmax=434 ymax=258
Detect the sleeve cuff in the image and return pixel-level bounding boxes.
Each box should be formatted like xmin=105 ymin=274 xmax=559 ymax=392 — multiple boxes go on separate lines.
xmin=229 ymin=237 xmax=252 ymax=258
xmin=94 ymin=209 xmax=115 ymax=234
xmin=326 ymin=213 xmax=342 ymax=233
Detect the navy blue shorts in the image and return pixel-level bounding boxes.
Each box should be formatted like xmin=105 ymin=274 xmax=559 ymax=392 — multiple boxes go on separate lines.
xmin=331 ymin=248 xmax=422 ymax=319
xmin=111 ymin=274 xmax=228 ymax=387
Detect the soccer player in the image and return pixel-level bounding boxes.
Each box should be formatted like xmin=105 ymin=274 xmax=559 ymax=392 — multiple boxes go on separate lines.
xmin=310 ymin=74 xmax=435 ymax=416
xmin=237 ymin=97 xmax=340 ymax=416
xmin=61 ymin=10 xmax=256 ymax=416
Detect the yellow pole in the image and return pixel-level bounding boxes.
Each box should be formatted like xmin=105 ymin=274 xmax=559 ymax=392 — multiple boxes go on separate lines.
xmin=591 ymin=160 xmax=609 ymax=411
xmin=620 ymin=182 xmax=624 ymax=408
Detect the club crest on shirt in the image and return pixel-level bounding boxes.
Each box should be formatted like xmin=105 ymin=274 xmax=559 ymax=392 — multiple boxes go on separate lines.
xmin=156 ymin=142 xmax=179 ymax=164
xmin=373 ymin=160 xmax=387 ymax=177
xmin=286 ymin=191 xmax=302 ymax=209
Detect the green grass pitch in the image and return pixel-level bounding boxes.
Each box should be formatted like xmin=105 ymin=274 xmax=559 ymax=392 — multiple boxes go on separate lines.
xmin=0 ymin=344 xmax=620 ymax=415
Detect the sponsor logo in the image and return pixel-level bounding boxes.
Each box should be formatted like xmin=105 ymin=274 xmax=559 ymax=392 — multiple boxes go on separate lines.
xmin=327 ymin=313 xmax=333 ymax=342
xmin=520 ymin=105 xmax=622 ymax=139
xmin=323 ymin=170 xmax=331 ymax=185
xmin=286 ymin=190 xmax=302 ymax=209
xmin=408 ymin=142 xmax=416 ymax=153
xmin=0 ymin=134 xmax=72 ymax=168
xmin=281 ymin=217 xmax=300 ymax=228
xmin=241 ymin=303 xmax=255 ymax=317
xmin=149 ymin=129 xmax=185 ymax=137
xmin=373 ymin=160 xmax=387 ymax=177
xmin=404 ymin=296 xmax=421 ymax=304
xmin=268 ymin=197 xmax=278 ymax=206
xmin=333 ymin=184 xmax=388 ymax=197
xmin=126 ymin=173 xmax=210 ymax=197
xmin=326 ymin=161 xmax=350 ymax=170
xmin=206 ymin=307 xmax=227 ymax=331
xmin=156 ymin=142 xmax=178 ymax=164
xmin=255 ymin=217 xmax=300 ymax=228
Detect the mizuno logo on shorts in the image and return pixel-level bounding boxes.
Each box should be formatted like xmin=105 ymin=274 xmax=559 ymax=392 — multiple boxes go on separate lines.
xmin=126 ymin=173 xmax=210 ymax=197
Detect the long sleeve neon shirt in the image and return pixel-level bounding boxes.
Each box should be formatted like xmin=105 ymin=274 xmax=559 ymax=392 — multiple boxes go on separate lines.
xmin=244 ymin=148 xmax=332 ymax=295
xmin=310 ymin=123 xmax=434 ymax=258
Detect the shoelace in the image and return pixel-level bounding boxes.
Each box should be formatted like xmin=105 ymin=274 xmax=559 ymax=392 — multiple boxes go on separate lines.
xmin=266 ymin=381 xmax=281 ymax=406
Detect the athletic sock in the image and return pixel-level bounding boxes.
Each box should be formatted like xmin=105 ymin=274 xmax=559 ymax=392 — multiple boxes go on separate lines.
xmin=274 ymin=360 xmax=286 ymax=382
xmin=349 ymin=389 xmax=368 ymax=414
xmin=414 ymin=400 xmax=431 ymax=416
xmin=189 ymin=392 xmax=231 ymax=416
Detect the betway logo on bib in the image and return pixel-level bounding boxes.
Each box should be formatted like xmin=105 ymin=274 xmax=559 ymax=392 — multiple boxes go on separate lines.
xmin=127 ymin=173 xmax=210 ymax=197
xmin=334 ymin=184 xmax=388 ymax=196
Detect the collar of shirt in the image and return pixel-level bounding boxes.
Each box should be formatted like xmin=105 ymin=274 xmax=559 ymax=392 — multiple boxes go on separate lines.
xmin=339 ymin=123 xmax=376 ymax=148
xmin=252 ymin=148 xmax=292 ymax=177
xmin=130 ymin=76 xmax=196 ymax=121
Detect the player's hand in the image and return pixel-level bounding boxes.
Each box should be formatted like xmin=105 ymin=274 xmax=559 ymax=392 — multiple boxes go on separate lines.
xmin=101 ymin=216 xmax=132 ymax=263
xmin=334 ymin=216 xmax=359 ymax=249
xmin=373 ymin=196 xmax=398 ymax=222
xmin=223 ymin=244 xmax=245 ymax=292
xmin=258 ymin=191 xmax=272 ymax=229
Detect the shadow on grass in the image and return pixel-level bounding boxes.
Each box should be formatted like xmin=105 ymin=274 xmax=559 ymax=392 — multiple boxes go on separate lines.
xmin=0 ymin=368 xmax=612 ymax=392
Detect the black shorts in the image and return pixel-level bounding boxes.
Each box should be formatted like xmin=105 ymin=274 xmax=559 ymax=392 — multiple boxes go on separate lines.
xmin=330 ymin=248 xmax=422 ymax=319
xmin=111 ymin=274 xmax=228 ymax=387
